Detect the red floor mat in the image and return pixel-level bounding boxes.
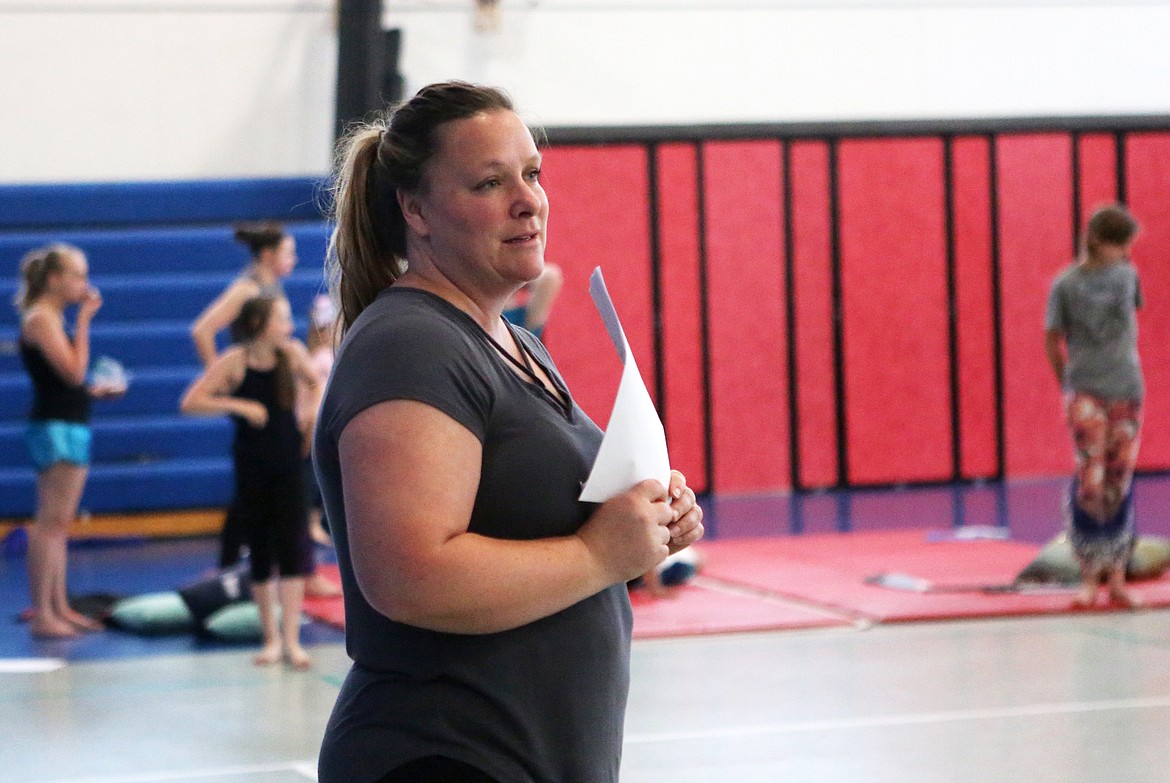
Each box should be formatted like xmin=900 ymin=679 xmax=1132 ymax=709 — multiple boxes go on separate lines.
xmin=302 ymin=565 xmax=346 ymax=629
xmin=301 ymin=564 xmax=851 ymax=638
xmin=303 ymin=530 xmax=1170 ymax=637
xmin=701 ymin=529 xmax=1170 ymax=622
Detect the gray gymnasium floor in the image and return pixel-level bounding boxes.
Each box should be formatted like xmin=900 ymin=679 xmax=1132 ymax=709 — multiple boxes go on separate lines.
xmin=4 ymin=610 xmax=1170 ymax=783
xmin=4 ymin=477 xmax=1170 ymax=782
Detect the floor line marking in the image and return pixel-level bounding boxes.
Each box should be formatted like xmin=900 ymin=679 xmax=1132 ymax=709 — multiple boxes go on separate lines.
xmin=290 ymin=760 xmax=319 ymax=781
xmin=37 ymin=759 xmax=319 ymax=783
xmin=624 ymin=694 xmax=1170 ymax=744
xmin=692 ymin=574 xmax=874 ymax=628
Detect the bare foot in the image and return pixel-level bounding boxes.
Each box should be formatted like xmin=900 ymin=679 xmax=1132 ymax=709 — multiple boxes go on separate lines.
xmin=285 ymin=645 xmax=312 ymax=670
xmin=30 ymin=615 xmax=81 ymax=639
xmin=1072 ymin=589 xmax=1097 ymax=610
xmin=63 ymin=609 xmax=104 ymax=632
xmin=306 ymin=572 xmax=341 ymax=598
xmin=254 ymin=643 xmax=282 ymax=666
xmin=1108 ymin=588 xmax=1143 ymax=609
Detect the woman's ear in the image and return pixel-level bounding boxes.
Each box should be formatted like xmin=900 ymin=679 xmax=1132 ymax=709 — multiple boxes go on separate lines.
xmin=397 ymin=189 xmax=430 ymax=238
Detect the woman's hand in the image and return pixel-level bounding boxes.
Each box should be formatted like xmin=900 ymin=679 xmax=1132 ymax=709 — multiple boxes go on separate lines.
xmin=77 ymin=287 xmax=103 ymax=322
xmin=666 ymin=469 xmax=704 ymax=555
xmin=235 ymin=399 xmax=269 ymax=428
xmin=577 ymin=479 xmax=676 ymax=584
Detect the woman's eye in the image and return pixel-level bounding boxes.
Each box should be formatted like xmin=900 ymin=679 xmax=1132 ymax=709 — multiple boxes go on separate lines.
xmin=527 ymin=169 xmax=541 ymax=181
xmin=475 ymin=179 xmax=499 ymax=191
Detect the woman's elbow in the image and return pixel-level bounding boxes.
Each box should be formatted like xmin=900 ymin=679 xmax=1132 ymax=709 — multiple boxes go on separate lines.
xmin=357 ymin=572 xmax=486 ymax=634
xmin=178 ymin=390 xmax=202 ymax=415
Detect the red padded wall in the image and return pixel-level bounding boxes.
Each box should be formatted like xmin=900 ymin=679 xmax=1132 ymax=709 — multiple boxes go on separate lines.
xmin=1126 ymin=132 xmax=1170 ymax=470
xmin=951 ymin=136 xmax=999 ymax=479
xmin=1077 ymin=133 xmax=1117 ymax=223
xmin=996 ymin=134 xmax=1074 ymax=477
xmin=790 ymin=141 xmax=839 ymax=488
xmin=536 ymin=124 xmax=1168 ymax=493
xmin=539 ymin=146 xmax=655 ymax=430
xmin=701 ymin=140 xmax=790 ymax=492
xmin=656 ymin=143 xmax=708 ymax=492
xmin=838 ymin=138 xmax=952 ymax=484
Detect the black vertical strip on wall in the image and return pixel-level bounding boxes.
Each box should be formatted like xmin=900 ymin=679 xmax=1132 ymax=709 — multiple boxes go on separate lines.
xmin=694 ymin=142 xmax=716 ymax=495
xmin=781 ymin=139 xmax=802 ymax=491
xmin=986 ymin=134 xmax=1007 ymax=480
xmin=645 ymin=143 xmax=667 ymax=416
xmin=942 ymin=135 xmax=962 ymax=482
xmin=1115 ymin=130 xmax=1128 ymax=205
xmin=827 ymin=139 xmax=848 ymax=488
xmin=1070 ymin=131 xmax=1082 ymax=254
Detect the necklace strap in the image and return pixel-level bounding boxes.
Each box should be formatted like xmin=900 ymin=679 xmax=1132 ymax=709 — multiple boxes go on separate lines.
xmin=485 ymin=319 xmax=572 ymax=416
xmin=484 ymin=321 xmax=543 ymax=388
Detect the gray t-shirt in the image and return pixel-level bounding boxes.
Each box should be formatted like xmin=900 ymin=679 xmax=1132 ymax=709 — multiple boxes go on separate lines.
xmin=1045 ymin=261 xmax=1143 ymax=401
xmin=314 ymin=288 xmax=630 ymax=783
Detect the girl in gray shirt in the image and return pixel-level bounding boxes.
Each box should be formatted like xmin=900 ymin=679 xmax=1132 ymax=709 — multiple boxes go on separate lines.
xmin=1044 ymin=204 xmax=1143 ymax=609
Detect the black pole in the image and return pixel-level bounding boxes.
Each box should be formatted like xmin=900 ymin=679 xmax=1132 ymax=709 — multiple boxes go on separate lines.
xmin=335 ymin=0 xmax=386 ymax=140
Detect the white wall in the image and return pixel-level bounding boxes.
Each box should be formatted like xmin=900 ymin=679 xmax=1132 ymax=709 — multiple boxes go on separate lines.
xmin=0 ymin=1 xmax=337 ymax=184
xmin=3 ymin=0 xmax=1169 ymax=184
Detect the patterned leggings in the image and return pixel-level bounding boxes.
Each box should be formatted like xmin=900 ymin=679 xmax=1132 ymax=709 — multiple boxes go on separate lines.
xmin=1065 ymin=392 xmax=1142 ymax=523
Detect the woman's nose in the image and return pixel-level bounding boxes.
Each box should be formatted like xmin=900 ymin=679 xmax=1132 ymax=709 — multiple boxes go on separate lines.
xmin=511 ymin=182 xmax=543 ymax=216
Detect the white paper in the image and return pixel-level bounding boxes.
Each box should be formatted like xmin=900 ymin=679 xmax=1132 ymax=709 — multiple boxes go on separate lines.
xmin=579 ymin=268 xmax=671 ymax=502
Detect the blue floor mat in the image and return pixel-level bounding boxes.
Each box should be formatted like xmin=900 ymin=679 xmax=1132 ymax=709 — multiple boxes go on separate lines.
xmin=0 ymin=536 xmax=344 ymax=662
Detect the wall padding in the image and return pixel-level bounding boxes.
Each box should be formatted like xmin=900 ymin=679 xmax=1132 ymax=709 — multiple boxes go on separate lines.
xmin=838 ymin=138 xmax=953 ymax=484
xmin=540 ymin=145 xmax=655 ymax=430
xmin=789 ymin=141 xmax=840 ymax=489
xmin=1077 ymin=133 xmax=1117 ymax=224
xmin=996 ymin=133 xmax=1075 ymax=477
xmin=1126 ymin=132 xmax=1170 ymax=470
xmin=656 ymin=143 xmax=709 ymax=493
xmin=701 ymin=140 xmax=790 ymax=492
xmin=952 ymin=136 xmax=999 ymax=479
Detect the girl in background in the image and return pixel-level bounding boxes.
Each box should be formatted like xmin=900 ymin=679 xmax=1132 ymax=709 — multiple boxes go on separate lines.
xmin=1045 ymin=204 xmax=1144 ymax=609
xmin=300 ymin=294 xmax=337 ymax=546
xmin=191 ymin=222 xmax=297 ymax=368
xmin=181 ymin=295 xmax=319 ymax=668
xmin=191 ymin=223 xmax=298 ymax=571
xmin=17 ymin=244 xmax=121 ymax=638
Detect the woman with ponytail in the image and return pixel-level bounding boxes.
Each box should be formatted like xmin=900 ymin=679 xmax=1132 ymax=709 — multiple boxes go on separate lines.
xmin=313 ymin=81 xmax=704 ymax=783
xmin=16 ymin=244 xmax=116 ymax=638
xmin=181 ymin=295 xmax=319 ymax=669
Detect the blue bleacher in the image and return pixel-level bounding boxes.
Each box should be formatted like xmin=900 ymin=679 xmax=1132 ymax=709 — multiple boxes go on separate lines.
xmin=0 ymin=178 xmax=330 ymax=518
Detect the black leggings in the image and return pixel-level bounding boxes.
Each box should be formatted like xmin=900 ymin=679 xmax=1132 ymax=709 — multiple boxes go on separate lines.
xmin=375 ymin=756 xmax=499 ymax=783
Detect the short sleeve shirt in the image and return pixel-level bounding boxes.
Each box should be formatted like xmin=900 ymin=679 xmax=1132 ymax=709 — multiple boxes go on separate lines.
xmin=1045 ymin=261 xmax=1143 ymax=401
xmin=314 ymin=288 xmax=631 ymax=783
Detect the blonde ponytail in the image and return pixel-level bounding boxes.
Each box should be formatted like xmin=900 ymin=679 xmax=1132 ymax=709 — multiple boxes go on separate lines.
xmin=14 ymin=243 xmax=78 ymax=312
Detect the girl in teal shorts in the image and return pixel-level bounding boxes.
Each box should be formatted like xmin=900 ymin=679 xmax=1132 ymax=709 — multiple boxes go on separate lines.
xmin=17 ymin=244 xmax=121 ymax=637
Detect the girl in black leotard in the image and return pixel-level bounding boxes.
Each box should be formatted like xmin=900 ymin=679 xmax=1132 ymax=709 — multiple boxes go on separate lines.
xmin=181 ymin=295 xmax=320 ymax=669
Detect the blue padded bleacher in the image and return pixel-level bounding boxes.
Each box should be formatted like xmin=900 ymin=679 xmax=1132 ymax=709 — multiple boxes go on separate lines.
xmin=0 ymin=178 xmax=330 ymax=518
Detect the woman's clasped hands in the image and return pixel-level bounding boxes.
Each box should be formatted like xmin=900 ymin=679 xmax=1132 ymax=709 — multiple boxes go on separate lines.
xmin=578 ymin=469 xmax=704 ymax=585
